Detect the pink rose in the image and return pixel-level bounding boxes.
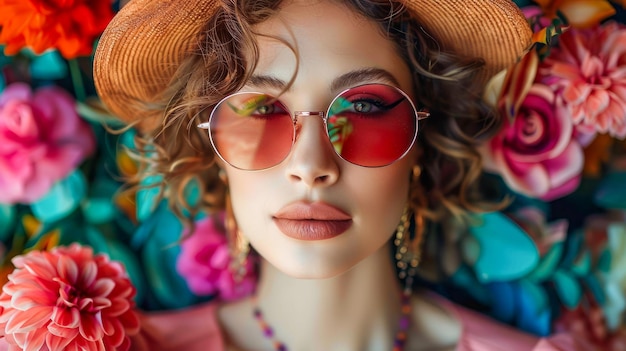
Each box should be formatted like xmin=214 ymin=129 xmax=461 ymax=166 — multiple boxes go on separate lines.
xmin=481 ymin=84 xmax=584 ymax=200
xmin=541 ymin=22 xmax=626 ymax=139
xmin=176 ymin=214 xmax=256 ymax=301
xmin=0 ymin=83 xmax=95 ymax=204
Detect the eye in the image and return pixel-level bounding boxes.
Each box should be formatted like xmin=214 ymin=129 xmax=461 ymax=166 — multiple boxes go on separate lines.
xmin=228 ymin=94 xmax=288 ymax=118
xmin=255 ymin=104 xmax=275 ymax=115
xmin=353 ymin=101 xmax=373 ymax=113
xmin=348 ymin=98 xmax=389 ymax=114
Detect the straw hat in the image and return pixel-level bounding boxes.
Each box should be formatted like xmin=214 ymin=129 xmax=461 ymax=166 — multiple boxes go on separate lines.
xmin=94 ymin=0 xmax=532 ymax=131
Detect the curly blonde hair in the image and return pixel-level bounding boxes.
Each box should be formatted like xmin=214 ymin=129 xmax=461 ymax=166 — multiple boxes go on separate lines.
xmin=126 ymin=0 xmax=503 ymax=230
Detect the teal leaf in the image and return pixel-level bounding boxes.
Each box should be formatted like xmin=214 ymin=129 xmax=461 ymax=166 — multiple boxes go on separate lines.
xmin=449 ymin=265 xmax=491 ymax=305
xmin=85 ymin=226 xmax=146 ymax=304
xmin=182 ymin=178 xmax=201 ymax=216
xmin=597 ymin=248 xmax=612 ymax=273
xmin=82 ymin=199 xmax=116 ymax=225
xmin=515 ymin=280 xmax=551 ymax=336
xmin=468 ymin=212 xmax=539 ymax=282
xmin=571 ymin=250 xmax=591 ymax=277
xmin=136 ymin=175 xmax=163 ymax=222
xmin=0 ymin=204 xmax=16 ymax=242
xmin=552 ymin=270 xmax=582 ymax=308
xmin=561 ymin=231 xmax=584 ymax=268
xmin=29 ymin=51 xmax=67 ymax=80
xmin=526 ymin=242 xmax=564 ymax=282
xmin=487 ymin=282 xmax=516 ymax=323
xmin=76 ymin=98 xmax=126 ymax=127
xmin=583 ymin=275 xmax=605 ymax=305
xmin=138 ymin=206 xmax=198 ymax=309
xmin=594 ymin=171 xmax=626 ymax=210
xmin=32 ymin=170 xmax=87 ymax=223
xmin=82 ymin=179 xmax=120 ymax=224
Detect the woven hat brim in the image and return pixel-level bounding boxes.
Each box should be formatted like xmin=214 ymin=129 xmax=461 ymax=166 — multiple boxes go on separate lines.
xmin=94 ymin=0 xmax=531 ymax=132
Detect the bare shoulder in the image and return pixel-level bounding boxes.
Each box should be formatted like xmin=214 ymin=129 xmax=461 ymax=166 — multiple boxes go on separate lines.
xmin=407 ymin=292 xmax=462 ymax=351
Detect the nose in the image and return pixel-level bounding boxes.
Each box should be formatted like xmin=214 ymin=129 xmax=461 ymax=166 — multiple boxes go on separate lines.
xmin=285 ymin=112 xmax=340 ymax=187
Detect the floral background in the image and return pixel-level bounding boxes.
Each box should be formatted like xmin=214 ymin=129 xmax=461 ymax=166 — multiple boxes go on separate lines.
xmin=0 ymin=0 xmax=625 ymax=350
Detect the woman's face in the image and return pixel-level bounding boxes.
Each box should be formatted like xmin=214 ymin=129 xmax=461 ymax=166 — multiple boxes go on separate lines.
xmin=221 ymin=0 xmax=417 ymax=279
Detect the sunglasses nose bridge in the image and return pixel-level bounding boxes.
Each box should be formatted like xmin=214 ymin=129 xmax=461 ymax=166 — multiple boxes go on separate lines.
xmin=292 ymin=110 xmax=332 ymax=147
xmin=293 ymin=111 xmax=326 ymax=120
xmin=292 ymin=110 xmax=327 ymax=136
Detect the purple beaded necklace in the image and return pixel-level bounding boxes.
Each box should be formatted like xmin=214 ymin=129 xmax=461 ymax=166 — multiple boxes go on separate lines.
xmin=252 ymin=207 xmax=422 ymax=350
xmin=252 ymin=283 xmax=414 ymax=351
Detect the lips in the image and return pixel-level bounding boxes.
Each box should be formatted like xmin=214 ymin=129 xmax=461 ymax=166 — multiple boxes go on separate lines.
xmin=273 ymin=201 xmax=352 ymax=240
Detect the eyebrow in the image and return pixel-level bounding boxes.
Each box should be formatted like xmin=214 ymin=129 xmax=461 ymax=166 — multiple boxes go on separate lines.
xmin=247 ymin=68 xmax=401 ymax=92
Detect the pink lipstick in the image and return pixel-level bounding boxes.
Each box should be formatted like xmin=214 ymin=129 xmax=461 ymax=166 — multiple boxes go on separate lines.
xmin=273 ymin=201 xmax=352 ymax=240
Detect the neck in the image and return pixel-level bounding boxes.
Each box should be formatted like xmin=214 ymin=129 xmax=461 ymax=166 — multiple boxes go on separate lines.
xmin=253 ymin=242 xmax=403 ymax=351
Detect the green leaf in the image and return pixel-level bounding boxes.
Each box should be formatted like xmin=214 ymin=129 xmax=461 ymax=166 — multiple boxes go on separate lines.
xmin=32 ymin=170 xmax=87 ymax=223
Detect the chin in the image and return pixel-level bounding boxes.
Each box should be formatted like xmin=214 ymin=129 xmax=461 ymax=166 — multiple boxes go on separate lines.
xmin=269 ymin=255 xmax=360 ymax=280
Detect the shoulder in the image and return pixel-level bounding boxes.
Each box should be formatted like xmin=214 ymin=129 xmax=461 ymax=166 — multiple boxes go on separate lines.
xmin=408 ymin=292 xmax=462 ymax=350
xmin=414 ymin=292 xmax=600 ymax=351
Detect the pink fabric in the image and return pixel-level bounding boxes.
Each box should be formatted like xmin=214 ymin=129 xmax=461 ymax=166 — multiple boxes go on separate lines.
xmin=124 ymin=295 xmax=596 ymax=351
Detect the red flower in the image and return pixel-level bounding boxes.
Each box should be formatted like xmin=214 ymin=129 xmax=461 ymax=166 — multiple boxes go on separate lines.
xmin=0 ymin=0 xmax=115 ymax=58
xmin=0 ymin=244 xmax=140 ymax=351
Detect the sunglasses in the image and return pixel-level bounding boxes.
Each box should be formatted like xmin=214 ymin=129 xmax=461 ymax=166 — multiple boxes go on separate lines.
xmin=198 ymin=83 xmax=429 ymax=170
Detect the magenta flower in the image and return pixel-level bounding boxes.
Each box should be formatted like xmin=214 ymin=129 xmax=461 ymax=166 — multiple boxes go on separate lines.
xmin=176 ymin=215 xmax=256 ymax=301
xmin=541 ymin=22 xmax=626 ymax=139
xmin=0 ymin=83 xmax=95 ymax=204
xmin=481 ymin=84 xmax=584 ymax=200
xmin=0 ymin=244 xmax=140 ymax=351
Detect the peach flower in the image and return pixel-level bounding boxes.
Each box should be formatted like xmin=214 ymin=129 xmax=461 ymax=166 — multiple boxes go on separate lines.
xmin=176 ymin=215 xmax=257 ymax=301
xmin=541 ymin=22 xmax=626 ymax=139
xmin=0 ymin=83 xmax=95 ymax=204
xmin=0 ymin=244 xmax=140 ymax=351
xmin=481 ymin=84 xmax=584 ymax=200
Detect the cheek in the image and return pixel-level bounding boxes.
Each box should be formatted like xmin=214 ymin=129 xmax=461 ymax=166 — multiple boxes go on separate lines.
xmin=349 ymin=166 xmax=411 ymax=238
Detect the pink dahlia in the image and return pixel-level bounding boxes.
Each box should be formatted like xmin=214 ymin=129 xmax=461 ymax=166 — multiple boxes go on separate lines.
xmin=541 ymin=21 xmax=626 ymax=139
xmin=177 ymin=214 xmax=257 ymax=301
xmin=0 ymin=244 xmax=139 ymax=351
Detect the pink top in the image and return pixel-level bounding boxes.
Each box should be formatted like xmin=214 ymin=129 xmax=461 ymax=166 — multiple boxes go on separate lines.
xmin=129 ymin=296 xmax=596 ymax=351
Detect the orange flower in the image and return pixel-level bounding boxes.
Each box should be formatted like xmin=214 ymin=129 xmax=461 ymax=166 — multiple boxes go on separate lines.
xmin=534 ymin=0 xmax=616 ymax=28
xmin=0 ymin=0 xmax=115 ymax=58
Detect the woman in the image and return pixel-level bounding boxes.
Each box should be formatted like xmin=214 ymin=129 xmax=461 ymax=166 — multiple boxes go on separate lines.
xmin=94 ymin=0 xmax=588 ymax=350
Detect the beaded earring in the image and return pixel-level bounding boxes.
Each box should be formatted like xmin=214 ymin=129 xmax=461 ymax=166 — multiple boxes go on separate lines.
xmin=390 ymin=165 xmax=426 ymax=350
xmin=394 ymin=165 xmax=426 ymax=284
xmin=221 ymin=169 xmax=251 ymax=282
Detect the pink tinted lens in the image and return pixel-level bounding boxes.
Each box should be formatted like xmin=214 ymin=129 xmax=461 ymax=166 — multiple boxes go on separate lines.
xmin=209 ymin=93 xmax=294 ymax=170
xmin=327 ymin=85 xmax=417 ymax=167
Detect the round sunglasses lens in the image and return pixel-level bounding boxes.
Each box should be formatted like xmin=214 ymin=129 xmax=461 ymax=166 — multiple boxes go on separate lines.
xmin=210 ymin=93 xmax=293 ymax=170
xmin=327 ymin=84 xmax=417 ymax=167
